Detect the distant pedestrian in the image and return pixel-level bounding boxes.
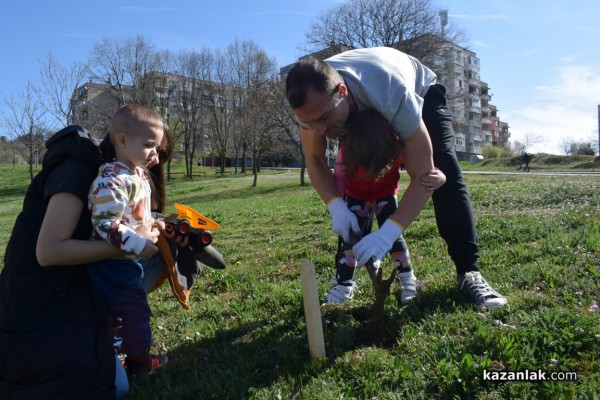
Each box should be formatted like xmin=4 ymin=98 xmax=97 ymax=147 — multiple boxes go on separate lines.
xmin=522 ymin=152 xmax=531 ymax=172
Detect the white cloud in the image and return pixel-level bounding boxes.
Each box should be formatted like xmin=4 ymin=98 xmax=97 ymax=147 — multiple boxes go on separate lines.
xmin=471 ymin=39 xmax=488 ymax=48
xmin=510 ymin=104 xmax=596 ymax=154
xmin=535 ymin=66 xmax=600 ymax=104
xmin=450 ymin=14 xmax=508 ymax=21
xmin=508 ymin=65 xmax=600 ymax=154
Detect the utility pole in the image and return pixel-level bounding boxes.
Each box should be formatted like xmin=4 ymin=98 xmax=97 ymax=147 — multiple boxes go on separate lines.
xmin=598 ymin=105 xmax=599 ymax=156
xmin=439 ymin=10 xmax=448 ymax=38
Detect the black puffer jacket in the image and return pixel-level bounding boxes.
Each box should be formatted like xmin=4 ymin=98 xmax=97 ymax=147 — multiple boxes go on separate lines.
xmin=0 ymin=126 xmax=115 ymax=400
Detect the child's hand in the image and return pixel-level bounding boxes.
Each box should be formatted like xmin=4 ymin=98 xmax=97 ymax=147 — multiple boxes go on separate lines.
xmin=153 ymin=218 xmax=166 ymax=232
xmin=160 ymin=225 xmax=190 ymax=247
xmin=139 ymin=239 xmax=159 ymax=259
xmin=420 ymin=167 xmax=446 ymax=192
xmin=135 ymin=223 xmax=159 ymax=243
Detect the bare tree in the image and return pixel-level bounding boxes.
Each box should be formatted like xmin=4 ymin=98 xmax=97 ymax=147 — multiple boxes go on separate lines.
xmin=227 ymin=39 xmax=278 ymax=175
xmin=151 ymin=50 xmax=177 ymax=121
xmin=304 ymin=0 xmax=466 ymax=61
xmin=270 ymin=80 xmax=307 ymax=185
xmin=150 ymin=49 xmax=180 ymax=179
xmin=559 ymin=136 xmax=573 ymax=155
xmin=90 ymin=35 xmax=157 ymax=108
xmin=570 ymin=141 xmax=596 ymax=156
xmin=203 ymin=49 xmax=237 ymax=173
xmin=176 ymin=49 xmax=213 ymax=178
xmin=36 ymin=51 xmax=90 ymax=128
xmin=245 ymin=79 xmax=283 ymax=186
xmin=586 ymin=132 xmax=599 ymax=156
xmin=0 ymin=82 xmax=47 ymax=179
xmin=513 ymin=132 xmax=544 ymax=153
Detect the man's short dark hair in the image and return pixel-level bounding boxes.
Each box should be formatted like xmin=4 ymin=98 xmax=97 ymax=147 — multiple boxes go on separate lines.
xmin=285 ymin=57 xmax=340 ymax=109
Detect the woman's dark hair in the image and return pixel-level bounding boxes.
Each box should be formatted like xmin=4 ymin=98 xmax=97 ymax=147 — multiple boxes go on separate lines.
xmin=148 ymin=125 xmax=174 ymax=213
xmin=342 ymin=109 xmax=402 ymax=181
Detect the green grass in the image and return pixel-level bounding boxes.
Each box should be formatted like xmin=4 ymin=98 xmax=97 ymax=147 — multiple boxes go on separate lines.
xmin=461 ymin=153 xmax=600 ymax=172
xmin=1 ymin=164 xmax=599 ymax=399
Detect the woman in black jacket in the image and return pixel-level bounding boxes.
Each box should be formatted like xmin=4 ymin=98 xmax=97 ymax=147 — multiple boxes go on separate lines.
xmin=0 ymin=125 xmax=167 ymax=400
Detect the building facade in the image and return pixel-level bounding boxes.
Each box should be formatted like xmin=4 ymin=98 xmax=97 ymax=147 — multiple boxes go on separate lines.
xmin=429 ymin=40 xmax=511 ymax=158
xmin=71 ymin=82 xmax=123 ymax=139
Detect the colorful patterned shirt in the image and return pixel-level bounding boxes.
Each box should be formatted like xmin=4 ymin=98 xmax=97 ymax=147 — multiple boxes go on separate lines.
xmin=88 ymin=161 xmax=152 ymax=259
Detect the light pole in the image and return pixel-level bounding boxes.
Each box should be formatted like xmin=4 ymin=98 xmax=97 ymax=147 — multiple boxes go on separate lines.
xmin=440 ymin=10 xmax=448 ymax=38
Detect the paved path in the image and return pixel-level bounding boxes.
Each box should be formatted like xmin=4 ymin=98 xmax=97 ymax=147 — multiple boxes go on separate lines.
xmin=462 ymin=170 xmax=600 ymax=176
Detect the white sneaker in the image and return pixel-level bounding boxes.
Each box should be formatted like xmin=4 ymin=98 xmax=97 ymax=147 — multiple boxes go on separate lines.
xmin=322 ymin=282 xmax=356 ymax=305
xmin=458 ymin=271 xmax=507 ymax=310
xmin=397 ymin=271 xmax=420 ymax=304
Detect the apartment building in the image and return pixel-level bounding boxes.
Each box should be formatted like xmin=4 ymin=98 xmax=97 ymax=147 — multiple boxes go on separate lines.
xmin=70 ymin=72 xmax=236 ymax=163
xmin=71 ymin=82 xmax=124 ymax=138
xmin=430 ymin=40 xmax=511 ymax=158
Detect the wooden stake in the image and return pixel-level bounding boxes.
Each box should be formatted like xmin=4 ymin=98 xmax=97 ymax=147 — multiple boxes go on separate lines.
xmin=299 ymin=262 xmax=326 ymax=359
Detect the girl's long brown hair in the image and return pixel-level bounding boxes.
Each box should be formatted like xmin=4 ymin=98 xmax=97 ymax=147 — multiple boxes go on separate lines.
xmin=342 ymin=109 xmax=402 ymax=181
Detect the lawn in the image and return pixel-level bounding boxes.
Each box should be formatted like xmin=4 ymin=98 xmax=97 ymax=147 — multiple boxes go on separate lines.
xmin=1 ymin=165 xmax=599 ymax=399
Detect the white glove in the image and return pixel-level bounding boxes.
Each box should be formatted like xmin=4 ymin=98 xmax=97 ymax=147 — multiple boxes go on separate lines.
xmin=353 ymin=219 xmax=403 ymax=267
xmin=327 ymin=197 xmax=361 ymax=243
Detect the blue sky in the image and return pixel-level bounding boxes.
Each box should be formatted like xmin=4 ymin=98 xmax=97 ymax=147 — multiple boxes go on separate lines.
xmin=1 ymin=0 xmax=599 ymax=154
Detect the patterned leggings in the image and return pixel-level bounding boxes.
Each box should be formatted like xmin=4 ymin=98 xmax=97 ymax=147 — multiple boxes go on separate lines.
xmin=335 ymin=194 xmax=413 ymax=285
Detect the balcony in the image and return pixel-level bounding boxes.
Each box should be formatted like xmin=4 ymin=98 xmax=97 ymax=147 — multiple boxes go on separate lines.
xmin=468 ymin=92 xmax=481 ymax=102
xmin=467 ymin=77 xmax=479 ymax=86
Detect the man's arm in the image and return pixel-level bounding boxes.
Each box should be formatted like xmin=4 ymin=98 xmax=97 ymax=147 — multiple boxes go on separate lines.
xmin=352 ymin=119 xmax=435 ymax=266
xmin=299 ymin=127 xmax=361 ymax=242
xmin=389 ymin=119 xmax=435 ymax=229
xmin=299 ymin=128 xmax=339 ymax=204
